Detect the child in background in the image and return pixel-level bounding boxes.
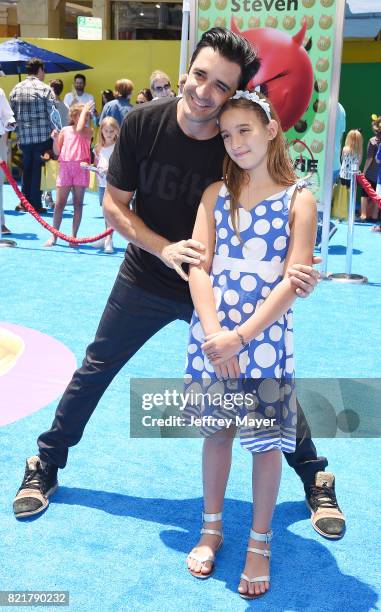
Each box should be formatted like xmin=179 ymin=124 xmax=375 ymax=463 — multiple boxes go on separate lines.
xmin=93 ymin=116 xmax=120 ymax=253
xmin=45 ymin=101 xmax=93 ymax=247
xmin=332 ymin=129 xmax=363 ymax=220
xmin=184 ymin=91 xmax=316 ymax=599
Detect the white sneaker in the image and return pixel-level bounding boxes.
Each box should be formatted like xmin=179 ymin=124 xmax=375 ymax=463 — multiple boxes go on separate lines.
xmin=104 ymin=241 xmax=114 ymax=254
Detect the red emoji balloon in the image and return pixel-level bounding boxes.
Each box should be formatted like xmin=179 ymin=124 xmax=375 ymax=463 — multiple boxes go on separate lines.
xmin=232 ymin=19 xmax=314 ymax=131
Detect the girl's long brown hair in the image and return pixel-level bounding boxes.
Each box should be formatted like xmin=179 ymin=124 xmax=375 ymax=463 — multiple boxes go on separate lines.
xmin=220 ymin=95 xmax=296 ymax=240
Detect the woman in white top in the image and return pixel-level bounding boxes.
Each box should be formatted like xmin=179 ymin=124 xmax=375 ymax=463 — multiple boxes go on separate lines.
xmin=0 ymin=88 xmax=16 ymax=235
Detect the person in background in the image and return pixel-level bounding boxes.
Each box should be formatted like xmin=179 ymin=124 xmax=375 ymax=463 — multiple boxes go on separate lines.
xmin=49 ymin=79 xmax=69 ymax=128
xmin=332 ymin=129 xmax=363 ymax=220
xmin=63 ymin=73 xmax=94 ymax=108
xmin=178 ymin=73 xmax=187 ymax=95
xmin=101 ymin=89 xmax=114 ymax=109
xmin=44 ymin=102 xmax=93 ymax=247
xmin=0 ymin=87 xmax=15 ymax=234
xmin=99 ymin=79 xmax=134 ymax=127
xmin=150 ymin=70 xmax=172 ymax=100
xmin=333 ymin=102 xmax=346 ymax=184
xmin=93 ymin=117 xmax=120 ymax=253
xmin=41 ymin=79 xmax=70 ymax=208
xmin=371 ymin=140 xmax=381 ymax=232
xmin=9 ymin=58 xmax=55 ymax=214
xmin=359 ymin=114 xmax=381 ymax=222
xmin=136 ymin=88 xmax=153 ymax=104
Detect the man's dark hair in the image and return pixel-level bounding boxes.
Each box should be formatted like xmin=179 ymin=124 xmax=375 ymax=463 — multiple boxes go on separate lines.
xmin=49 ymin=78 xmax=63 ymax=97
xmin=74 ymin=73 xmax=86 ymax=83
xmin=189 ymin=27 xmax=260 ymax=90
xmin=26 ymin=58 xmax=44 ymax=76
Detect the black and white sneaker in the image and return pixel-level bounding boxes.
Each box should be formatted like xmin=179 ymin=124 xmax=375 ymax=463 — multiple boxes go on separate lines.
xmin=13 ymin=456 xmax=58 ymax=519
xmin=306 ymin=471 xmax=345 ymax=539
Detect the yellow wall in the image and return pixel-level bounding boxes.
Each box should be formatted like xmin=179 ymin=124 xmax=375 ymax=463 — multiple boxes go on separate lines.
xmin=0 ymin=38 xmax=182 ymax=109
xmin=342 ymin=39 xmax=381 ymax=64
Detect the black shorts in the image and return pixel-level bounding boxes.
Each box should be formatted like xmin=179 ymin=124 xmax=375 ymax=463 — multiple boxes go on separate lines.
xmin=361 ymin=178 xmax=376 ymax=197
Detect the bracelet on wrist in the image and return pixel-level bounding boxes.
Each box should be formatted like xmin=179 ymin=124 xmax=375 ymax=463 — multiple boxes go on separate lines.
xmin=235 ymin=326 xmax=249 ymax=349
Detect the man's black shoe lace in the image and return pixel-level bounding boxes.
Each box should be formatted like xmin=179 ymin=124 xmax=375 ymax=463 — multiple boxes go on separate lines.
xmin=309 ymin=484 xmax=339 ymax=510
xmin=21 ymin=467 xmax=45 ymax=493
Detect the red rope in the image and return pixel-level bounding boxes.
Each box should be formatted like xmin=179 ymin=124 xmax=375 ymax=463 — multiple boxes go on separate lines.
xmin=356 ymin=173 xmax=381 ymax=210
xmin=0 ymin=160 xmax=113 ymax=244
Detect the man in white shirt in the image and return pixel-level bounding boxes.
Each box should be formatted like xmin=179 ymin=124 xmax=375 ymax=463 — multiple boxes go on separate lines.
xmin=63 ymin=73 xmax=94 ymax=108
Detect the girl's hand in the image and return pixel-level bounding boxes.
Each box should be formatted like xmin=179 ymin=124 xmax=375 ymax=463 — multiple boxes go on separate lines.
xmin=214 ymin=355 xmax=240 ymax=380
xmin=51 ymin=129 xmax=59 ymax=140
xmin=202 ymin=330 xmax=241 ymax=365
xmin=85 ymin=100 xmax=95 ymax=114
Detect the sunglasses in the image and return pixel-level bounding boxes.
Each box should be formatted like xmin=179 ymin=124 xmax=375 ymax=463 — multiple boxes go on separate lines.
xmin=154 ymin=83 xmax=171 ymax=93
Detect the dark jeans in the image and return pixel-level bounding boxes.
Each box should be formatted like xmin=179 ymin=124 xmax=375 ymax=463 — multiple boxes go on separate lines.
xmin=20 ymin=138 xmax=52 ymax=209
xmin=38 ymin=269 xmax=327 ymax=491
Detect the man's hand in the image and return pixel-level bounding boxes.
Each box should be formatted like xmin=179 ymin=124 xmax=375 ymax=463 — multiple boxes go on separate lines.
xmin=287 ymin=256 xmax=322 ymax=298
xmin=160 ymin=239 xmax=206 ymax=281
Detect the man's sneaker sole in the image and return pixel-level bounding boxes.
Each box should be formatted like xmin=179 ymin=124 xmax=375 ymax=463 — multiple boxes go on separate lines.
xmin=305 ymin=498 xmax=344 ymax=540
xmin=14 ymin=482 xmax=59 ymax=519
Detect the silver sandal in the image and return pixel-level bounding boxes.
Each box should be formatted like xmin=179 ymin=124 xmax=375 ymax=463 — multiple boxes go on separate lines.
xmin=239 ymin=528 xmax=272 ymax=599
xmin=187 ymin=511 xmax=223 ymax=579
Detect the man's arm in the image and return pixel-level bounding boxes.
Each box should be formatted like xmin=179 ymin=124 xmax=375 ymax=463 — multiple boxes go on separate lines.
xmin=103 ymin=184 xmax=206 ymax=280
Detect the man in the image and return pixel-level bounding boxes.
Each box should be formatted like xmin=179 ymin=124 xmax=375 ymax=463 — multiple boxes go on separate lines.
xmin=9 ymin=58 xmax=55 ymax=213
xmin=13 ymin=28 xmax=345 ymax=540
xmin=149 ymin=70 xmax=172 ymax=100
xmin=63 ymin=73 xmax=94 ymax=108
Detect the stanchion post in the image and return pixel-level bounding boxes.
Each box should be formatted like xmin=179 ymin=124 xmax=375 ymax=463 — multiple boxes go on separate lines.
xmin=345 ymin=170 xmax=357 ymax=275
xmin=328 ymin=167 xmax=367 ymax=284
xmin=179 ymin=0 xmax=190 ymax=79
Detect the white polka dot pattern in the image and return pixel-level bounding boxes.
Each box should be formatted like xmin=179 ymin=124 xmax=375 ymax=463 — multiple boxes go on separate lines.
xmin=185 ymin=182 xmax=296 ymax=455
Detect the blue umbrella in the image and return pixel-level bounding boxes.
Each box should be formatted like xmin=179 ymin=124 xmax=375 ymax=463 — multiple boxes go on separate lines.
xmin=0 ymin=38 xmax=92 ymax=80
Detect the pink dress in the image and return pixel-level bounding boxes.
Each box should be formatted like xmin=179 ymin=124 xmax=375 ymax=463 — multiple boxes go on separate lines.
xmin=57 ymin=126 xmax=91 ymax=188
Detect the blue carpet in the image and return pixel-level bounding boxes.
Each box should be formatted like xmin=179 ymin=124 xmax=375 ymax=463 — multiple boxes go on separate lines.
xmin=1 ymin=186 xmax=380 ymax=611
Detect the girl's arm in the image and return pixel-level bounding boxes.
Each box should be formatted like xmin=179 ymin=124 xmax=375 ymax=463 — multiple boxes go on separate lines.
xmin=363 ymin=140 xmax=377 ymax=173
xmin=76 ymin=101 xmax=94 ymax=136
xmin=94 ymin=143 xmax=101 ymax=164
xmin=375 ymin=144 xmax=381 ymax=163
xmin=188 ymin=182 xmax=223 ymax=337
xmin=237 ymin=189 xmax=317 ymax=343
xmin=52 ymin=129 xmax=64 ymax=156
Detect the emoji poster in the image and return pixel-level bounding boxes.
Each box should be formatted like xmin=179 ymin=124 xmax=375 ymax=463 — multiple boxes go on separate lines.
xmin=196 ymin=0 xmax=341 ymax=210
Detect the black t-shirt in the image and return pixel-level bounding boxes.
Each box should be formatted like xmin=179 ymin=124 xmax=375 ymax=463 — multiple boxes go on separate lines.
xmin=107 ymin=97 xmax=225 ymax=302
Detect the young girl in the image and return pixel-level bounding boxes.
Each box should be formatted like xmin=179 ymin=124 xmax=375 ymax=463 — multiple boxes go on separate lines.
xmin=45 ymin=101 xmax=93 ymax=247
xmin=93 ymin=117 xmax=120 ymax=253
xmin=332 ymin=129 xmax=363 ymax=220
xmin=184 ymin=91 xmax=316 ymax=599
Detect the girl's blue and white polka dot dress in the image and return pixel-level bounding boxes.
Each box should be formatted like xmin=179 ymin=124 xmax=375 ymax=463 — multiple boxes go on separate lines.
xmin=184 ymin=182 xmax=303 ymax=454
